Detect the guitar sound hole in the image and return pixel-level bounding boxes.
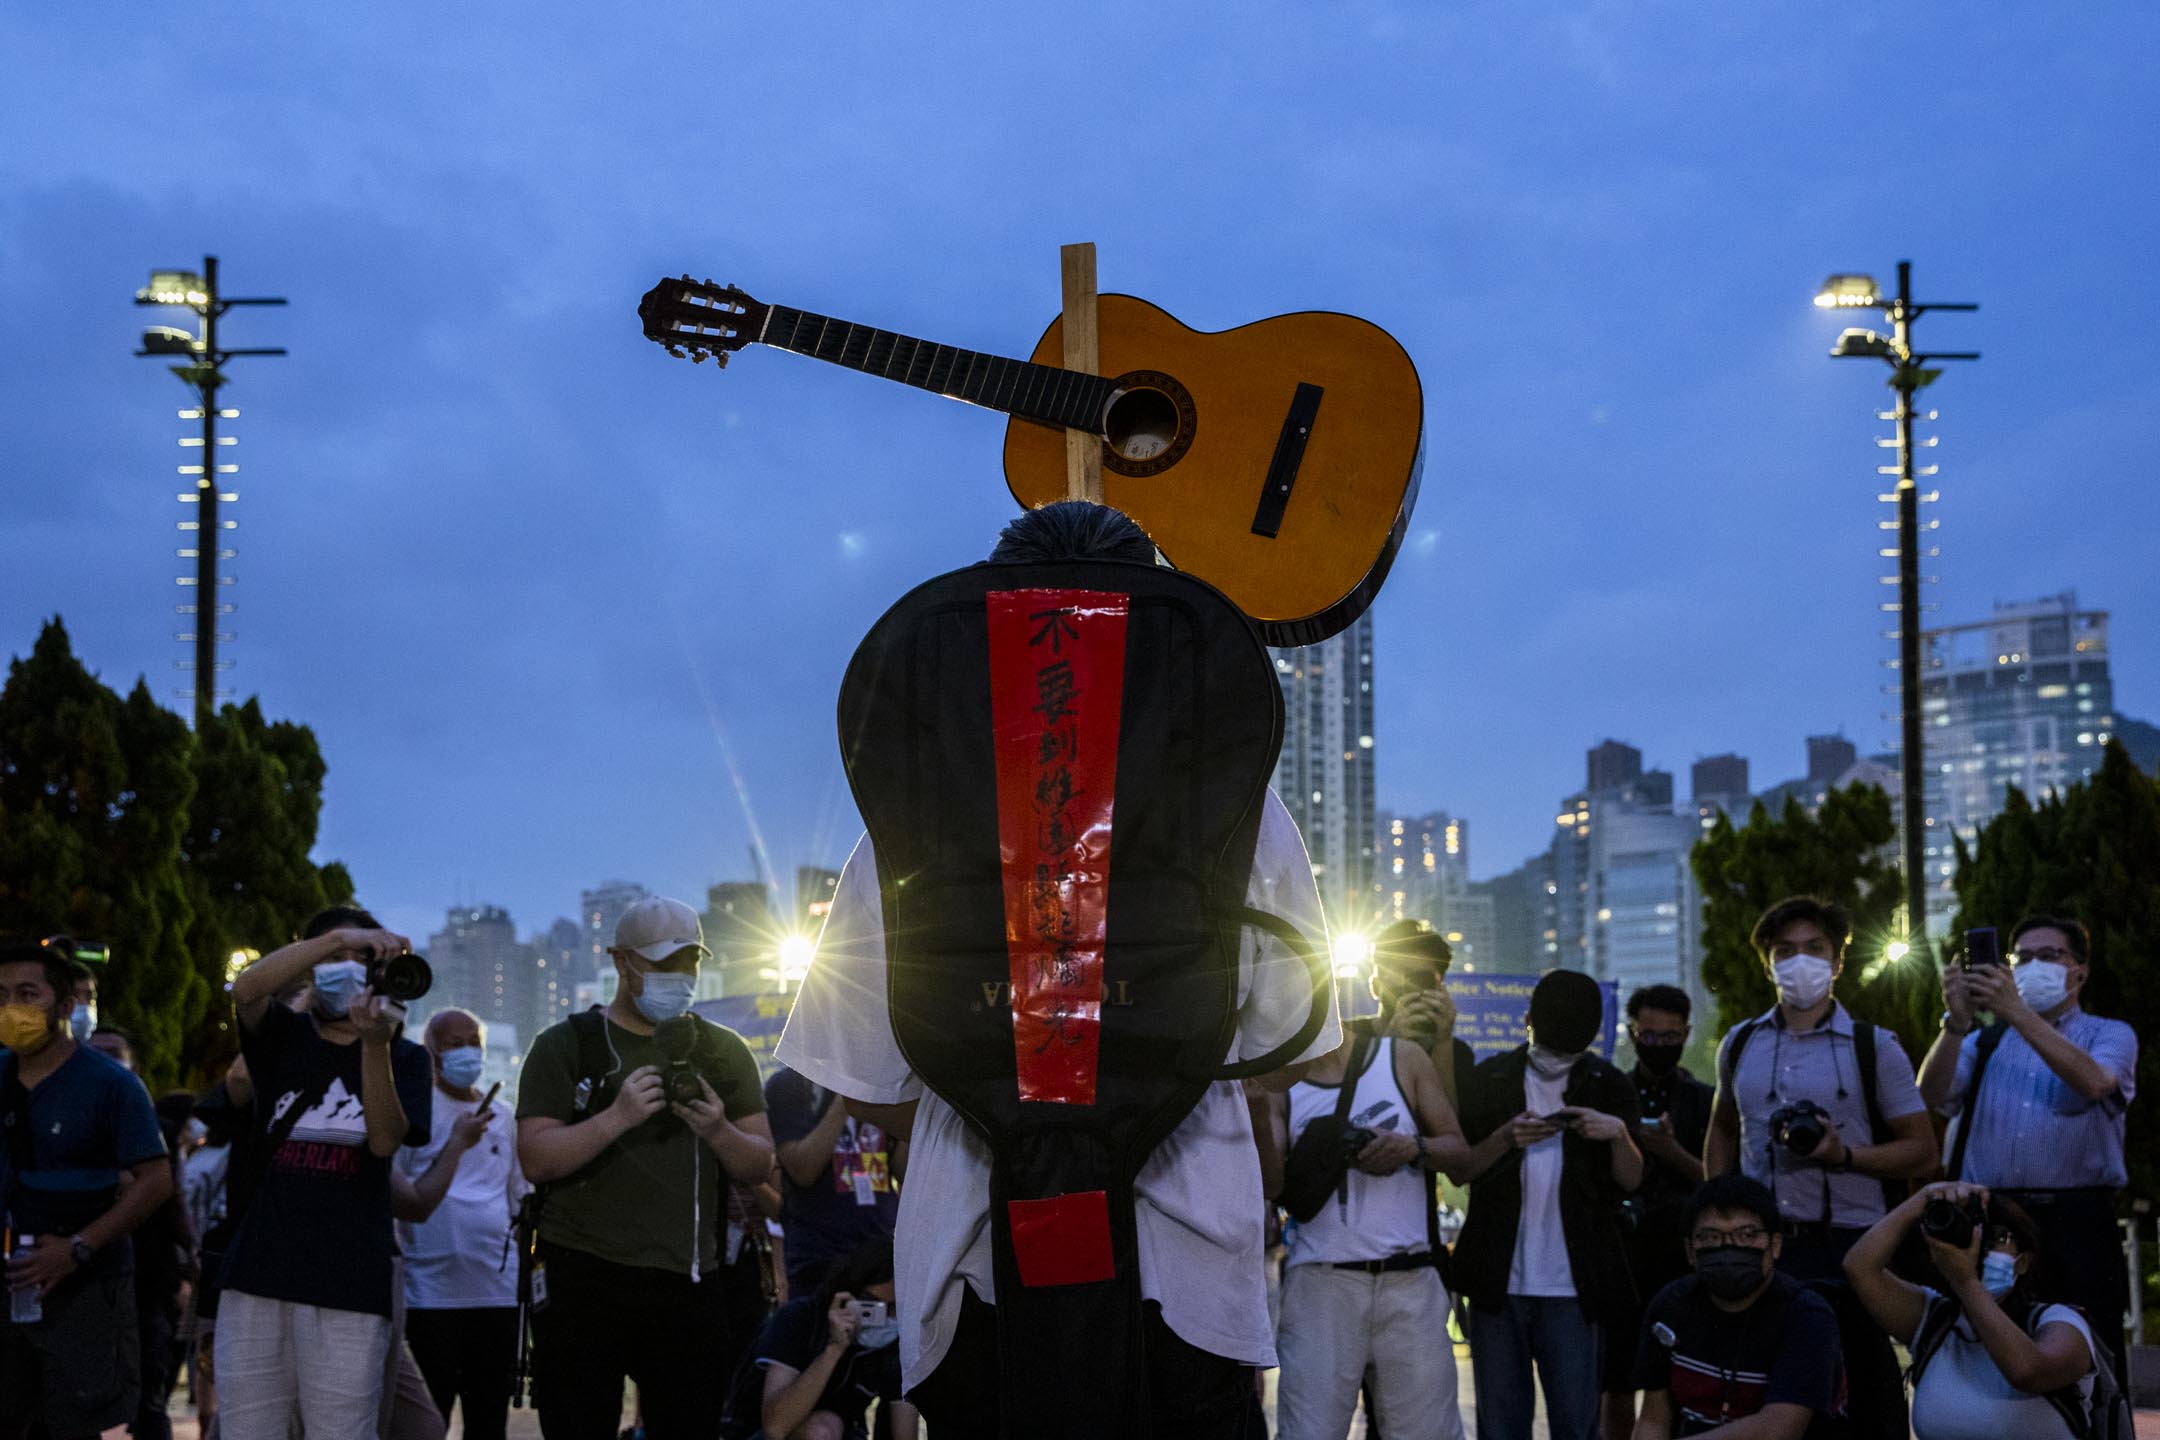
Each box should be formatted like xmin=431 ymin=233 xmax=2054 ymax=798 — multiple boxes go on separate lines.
xmin=1105 ymin=387 xmax=1180 ymax=465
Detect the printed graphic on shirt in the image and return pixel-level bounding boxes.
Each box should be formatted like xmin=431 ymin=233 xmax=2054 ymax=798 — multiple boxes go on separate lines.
xmin=1671 ymin=1353 xmax=1769 ymax=1427
xmin=830 ymin=1121 xmax=893 ymax=1197
xmin=267 ymin=1076 xmax=368 ymax=1179
xmin=1350 ymin=1096 xmax=1405 ymax=1134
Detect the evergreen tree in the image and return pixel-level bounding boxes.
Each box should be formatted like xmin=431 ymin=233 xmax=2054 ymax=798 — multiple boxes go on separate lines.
xmin=1951 ymin=741 xmax=2160 ymax=1199
xmin=0 ymin=620 xmax=196 ymax=1081
xmin=1690 ymin=782 xmax=1936 ymax=1060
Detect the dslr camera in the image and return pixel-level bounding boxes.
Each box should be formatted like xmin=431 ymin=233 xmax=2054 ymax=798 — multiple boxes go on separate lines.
xmin=1767 ymin=1099 xmax=1832 ymax=1157
xmin=654 ymin=1016 xmax=705 ymax=1106
xmin=1919 ymin=1193 xmax=1987 ymax=1249
xmin=367 ymin=950 xmax=433 ymax=1003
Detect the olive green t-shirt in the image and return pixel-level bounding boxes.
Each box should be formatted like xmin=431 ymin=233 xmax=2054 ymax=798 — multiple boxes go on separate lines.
xmin=517 ymin=1013 xmax=764 ymax=1276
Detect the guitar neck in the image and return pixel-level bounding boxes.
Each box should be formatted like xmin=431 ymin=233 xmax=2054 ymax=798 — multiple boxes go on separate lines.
xmin=758 ymin=304 xmax=1117 ymax=433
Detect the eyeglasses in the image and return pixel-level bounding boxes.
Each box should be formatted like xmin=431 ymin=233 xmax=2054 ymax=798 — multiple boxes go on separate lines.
xmin=2012 ymin=947 xmax=2071 ymax=966
xmin=1690 ymin=1224 xmax=1769 ymax=1249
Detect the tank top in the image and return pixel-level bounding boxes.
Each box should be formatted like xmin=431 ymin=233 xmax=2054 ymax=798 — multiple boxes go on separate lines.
xmin=1283 ymin=1037 xmax=1430 ymax=1266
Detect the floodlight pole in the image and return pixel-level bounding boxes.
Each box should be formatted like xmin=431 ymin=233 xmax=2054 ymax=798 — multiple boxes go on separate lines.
xmin=1832 ymin=260 xmax=1979 ymax=946
xmin=136 ymin=255 xmax=287 ymax=729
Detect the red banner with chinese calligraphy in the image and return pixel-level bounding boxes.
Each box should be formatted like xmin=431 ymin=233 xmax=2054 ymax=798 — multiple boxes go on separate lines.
xmin=986 ymin=588 xmax=1128 ymax=1106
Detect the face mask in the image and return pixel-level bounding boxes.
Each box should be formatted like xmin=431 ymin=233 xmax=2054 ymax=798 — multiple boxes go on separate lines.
xmin=2012 ymin=961 xmax=2069 ymax=1013
xmin=1981 ymin=1250 xmax=2020 ymax=1298
xmin=312 ymin=959 xmax=370 ymax=1019
xmin=634 ymin=971 xmax=697 ymax=1024
xmin=0 ymin=1004 xmax=57 ymax=1055
xmin=438 ymin=1046 xmax=486 ymax=1089
xmin=1528 ymin=1044 xmax=1581 ymax=1080
xmin=1773 ymin=954 xmax=1835 ymax=1011
xmin=857 ymin=1318 xmax=901 ymax=1351
xmin=184 ymin=1117 xmax=210 ymax=1146
xmin=1635 ymin=1041 xmax=1683 ymax=1078
xmin=1695 ymin=1245 xmax=1770 ymax=1302
xmin=70 ymin=1002 xmax=97 ymax=1043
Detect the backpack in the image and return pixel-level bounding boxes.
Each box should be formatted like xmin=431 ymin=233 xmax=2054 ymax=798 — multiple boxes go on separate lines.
xmin=1908 ymin=1290 xmax=2131 ymax=1440
xmin=1721 ymin=1013 xmax=1901 ymax=1213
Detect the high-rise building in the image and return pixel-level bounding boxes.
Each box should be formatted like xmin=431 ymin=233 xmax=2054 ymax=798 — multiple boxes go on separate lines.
xmin=580 ymin=880 xmax=648 ymax=987
xmin=427 ymin=904 xmax=541 ymax=1048
xmin=1374 ymin=810 xmax=1467 ymax=926
xmin=531 ymin=916 xmax=582 ymax=1031
xmin=705 ymin=881 xmax=777 ymax=996
xmin=1586 ymin=739 xmax=1644 ymax=794
xmin=1920 ymin=592 xmax=2116 ymax=924
xmin=1269 ymin=611 xmax=1377 ymax=933
xmin=795 ymin=865 xmax=842 ymax=934
xmin=1482 ymin=856 xmax=1551 ymax=973
xmin=1808 ymin=735 xmax=1859 ymax=785
xmin=1691 ymin=754 xmax=1751 ymax=836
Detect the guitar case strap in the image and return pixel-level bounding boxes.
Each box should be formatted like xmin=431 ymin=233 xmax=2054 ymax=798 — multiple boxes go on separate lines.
xmin=837 ymin=558 xmax=1328 ymax=1437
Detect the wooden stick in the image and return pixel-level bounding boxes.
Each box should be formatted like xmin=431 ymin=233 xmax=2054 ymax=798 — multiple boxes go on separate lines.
xmin=1060 ymin=242 xmax=1103 ymax=503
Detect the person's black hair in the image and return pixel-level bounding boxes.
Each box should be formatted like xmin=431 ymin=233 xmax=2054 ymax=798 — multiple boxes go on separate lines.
xmin=813 ymin=1234 xmax=897 ymax=1316
xmin=301 ymin=905 xmax=382 ymax=941
xmin=91 ymin=1022 xmax=138 ymax=1050
xmin=1682 ymin=1173 xmax=1782 ymax=1238
xmin=988 ymin=501 xmax=1156 ymax=565
xmin=0 ymin=939 xmax=87 ymax=1013
xmin=155 ymin=1089 xmax=196 ymax=1146
xmin=2008 ymin=913 xmax=2090 ymax=965
xmin=1374 ymin=918 xmax=1452 ymax=975
xmin=1527 ymin=968 xmax=1603 ymax=1053
xmin=1750 ymin=895 xmax=1852 ymax=959
xmin=1627 ymin=983 xmax=1692 ymax=1022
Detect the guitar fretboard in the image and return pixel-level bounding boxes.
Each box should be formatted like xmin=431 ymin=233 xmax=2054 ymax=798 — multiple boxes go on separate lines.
xmin=761 ymin=306 xmax=1118 ymax=433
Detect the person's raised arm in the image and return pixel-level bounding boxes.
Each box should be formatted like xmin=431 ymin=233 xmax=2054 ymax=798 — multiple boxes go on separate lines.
xmin=1966 ymin=965 xmax=2122 ymax=1103
xmin=843 ymin=1098 xmax=917 ymax=1141
xmin=393 ymin=1109 xmax=492 ymax=1222
xmin=351 ymin=995 xmax=413 ymax=1159
xmin=1924 ymin=1200 xmax=2093 ymax=1394
xmin=519 ymin=1065 xmax=666 ymax=1185
xmin=1841 ymin=1186 xmax=1932 ymax=1345
xmin=776 ymin=1087 xmax=852 ymax=1188
xmin=1917 ymin=966 xmax=1975 ymax=1111
xmin=231 ymin=926 xmax=407 ymax=1031
xmin=760 ymin=1294 xmax=861 ymax=1440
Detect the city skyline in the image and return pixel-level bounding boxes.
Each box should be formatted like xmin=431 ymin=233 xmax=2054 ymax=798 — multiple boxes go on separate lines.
xmin=6 ymin=6 xmax=2155 ymax=950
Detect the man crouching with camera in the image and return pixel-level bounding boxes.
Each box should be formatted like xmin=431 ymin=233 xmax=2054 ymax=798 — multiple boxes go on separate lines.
xmin=215 ymin=906 xmax=437 ymax=1440
xmin=516 ymin=897 xmax=774 ymax=1440
xmin=721 ymin=1237 xmax=917 ymax=1440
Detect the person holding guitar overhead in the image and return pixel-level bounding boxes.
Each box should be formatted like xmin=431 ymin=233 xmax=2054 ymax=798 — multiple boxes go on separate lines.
xmin=777 ymin=501 xmax=1341 ymax=1439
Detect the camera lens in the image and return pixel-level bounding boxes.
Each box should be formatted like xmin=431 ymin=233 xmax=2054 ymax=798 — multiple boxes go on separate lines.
xmin=1919 ymin=1196 xmax=1979 ymax=1248
xmin=372 ymin=952 xmax=433 ymax=1003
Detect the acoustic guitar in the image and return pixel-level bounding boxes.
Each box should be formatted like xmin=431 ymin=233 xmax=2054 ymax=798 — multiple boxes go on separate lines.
xmin=638 ymin=277 xmax=1423 ymax=645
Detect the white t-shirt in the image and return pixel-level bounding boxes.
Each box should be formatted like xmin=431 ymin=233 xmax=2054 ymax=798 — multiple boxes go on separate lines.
xmin=1909 ymin=1291 xmax=2095 ymax=1440
xmin=395 ymin=1086 xmax=529 ymax=1309
xmin=1506 ymin=1062 xmax=1574 ymax=1297
xmin=776 ymin=788 xmax=1339 ymax=1390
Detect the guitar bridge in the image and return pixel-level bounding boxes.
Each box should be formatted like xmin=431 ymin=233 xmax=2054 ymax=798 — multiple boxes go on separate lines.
xmin=1250 ymin=383 xmax=1324 ymax=539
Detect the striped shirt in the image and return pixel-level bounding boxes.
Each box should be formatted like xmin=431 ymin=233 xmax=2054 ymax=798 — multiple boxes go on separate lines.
xmin=1939 ymin=1006 xmax=2136 ymax=1188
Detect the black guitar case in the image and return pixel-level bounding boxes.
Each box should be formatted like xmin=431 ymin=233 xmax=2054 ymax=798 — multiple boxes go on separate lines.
xmin=837 ymin=557 xmax=1329 ymax=1437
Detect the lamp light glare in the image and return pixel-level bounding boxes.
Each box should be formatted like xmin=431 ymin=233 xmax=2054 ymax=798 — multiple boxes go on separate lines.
xmin=777 ymin=934 xmax=816 ymax=984
xmin=1331 ymin=933 xmax=1372 ymax=978
xmin=1885 ymin=940 xmax=1911 ymax=964
xmin=1815 ymin=273 xmax=1881 ymax=308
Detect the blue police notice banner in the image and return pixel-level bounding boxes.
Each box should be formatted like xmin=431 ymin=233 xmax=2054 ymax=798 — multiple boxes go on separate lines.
xmin=694 ymin=993 xmax=792 ymax=1079
xmin=1446 ymin=973 xmax=1619 ymax=1060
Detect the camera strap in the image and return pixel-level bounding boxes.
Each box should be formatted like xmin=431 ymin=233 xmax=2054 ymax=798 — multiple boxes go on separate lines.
xmin=1943 ymin=1022 xmax=2010 ymax=1183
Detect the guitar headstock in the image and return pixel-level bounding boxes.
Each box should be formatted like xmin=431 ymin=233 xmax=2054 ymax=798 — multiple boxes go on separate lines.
xmin=638 ymin=276 xmax=769 ymax=367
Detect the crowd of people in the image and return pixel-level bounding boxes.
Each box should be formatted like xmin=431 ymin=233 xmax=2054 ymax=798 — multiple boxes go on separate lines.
xmin=4 ymin=891 xmax=2139 ymax=1440
xmin=0 ymin=510 xmax=2144 ymax=1440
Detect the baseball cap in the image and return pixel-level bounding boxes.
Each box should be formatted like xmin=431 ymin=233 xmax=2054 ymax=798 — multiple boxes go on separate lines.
xmin=612 ymin=897 xmax=710 ymax=963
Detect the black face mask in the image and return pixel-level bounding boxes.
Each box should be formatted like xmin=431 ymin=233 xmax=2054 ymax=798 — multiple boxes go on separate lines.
xmin=1635 ymin=1042 xmax=1683 ymax=1078
xmin=1694 ymin=1245 xmax=1770 ymax=1302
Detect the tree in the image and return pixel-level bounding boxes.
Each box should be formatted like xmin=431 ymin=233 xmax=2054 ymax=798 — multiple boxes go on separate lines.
xmin=1691 ymin=782 xmax=1936 ymax=1062
xmin=0 ymin=620 xmax=353 ymax=1088
xmin=1950 ymin=741 xmax=2160 ymax=1201
xmin=180 ymin=698 xmax=354 ymax=1079
xmin=0 ymin=620 xmax=197 ymax=1083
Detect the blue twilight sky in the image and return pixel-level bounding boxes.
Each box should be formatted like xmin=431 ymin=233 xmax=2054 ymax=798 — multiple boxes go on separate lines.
xmin=4 ymin=4 xmax=2156 ymax=947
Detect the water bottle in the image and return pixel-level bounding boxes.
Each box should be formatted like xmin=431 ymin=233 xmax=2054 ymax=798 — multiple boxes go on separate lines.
xmin=8 ymin=1235 xmax=41 ymax=1324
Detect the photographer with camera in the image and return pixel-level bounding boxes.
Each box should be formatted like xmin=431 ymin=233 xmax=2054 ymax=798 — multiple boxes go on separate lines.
xmin=721 ymin=1236 xmax=917 ymax=1440
xmin=516 ymin=896 xmax=774 ymax=1440
xmin=1631 ymin=1175 xmax=1845 ymax=1440
xmin=2 ymin=938 xmax=173 ymax=1440
xmin=1916 ymin=914 xmax=2136 ymax=1385
xmin=1264 ymin=938 xmax=1471 ymax=1440
xmin=1703 ymin=896 xmax=1935 ymax=1437
xmin=1843 ymin=1181 xmax=2125 ymax=1439
xmin=211 ymin=906 xmax=437 ymax=1440
xmin=1456 ymin=969 xmax=1643 ymax=1440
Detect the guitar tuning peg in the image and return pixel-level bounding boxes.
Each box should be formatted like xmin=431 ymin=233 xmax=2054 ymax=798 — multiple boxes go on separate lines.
xmin=714 ymin=353 xmax=730 ymax=369
xmin=665 ymin=344 xmax=685 ymax=358
xmin=691 ymin=350 xmax=707 ymax=364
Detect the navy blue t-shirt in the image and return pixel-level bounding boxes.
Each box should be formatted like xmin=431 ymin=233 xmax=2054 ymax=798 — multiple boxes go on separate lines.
xmin=1 ymin=1043 xmax=166 ymax=1267
xmin=219 ymin=1004 xmax=432 ymax=1317
xmin=721 ymin=1295 xmax=903 ymax=1440
xmin=765 ymin=1068 xmax=897 ymax=1290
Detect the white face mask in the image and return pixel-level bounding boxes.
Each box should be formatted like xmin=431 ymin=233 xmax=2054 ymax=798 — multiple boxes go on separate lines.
xmin=1772 ymin=954 xmax=1835 ymax=1011
xmin=1528 ymin=1044 xmax=1581 ymax=1080
xmin=438 ymin=1045 xmax=486 ymax=1089
xmin=634 ymin=971 xmax=697 ymax=1024
xmin=2012 ymin=960 xmax=2070 ymax=1013
xmin=1981 ymin=1250 xmax=2020 ymax=1297
xmin=70 ymin=1002 xmax=97 ymax=1043
xmin=312 ymin=959 xmax=371 ymax=1018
